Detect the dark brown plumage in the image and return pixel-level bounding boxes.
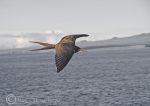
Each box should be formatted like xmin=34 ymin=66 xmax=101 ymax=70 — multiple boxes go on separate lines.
xmin=30 ymin=34 xmax=89 ymax=72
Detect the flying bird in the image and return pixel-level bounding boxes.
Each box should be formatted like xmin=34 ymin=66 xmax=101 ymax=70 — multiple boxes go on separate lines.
xmin=30 ymin=34 xmax=89 ymax=73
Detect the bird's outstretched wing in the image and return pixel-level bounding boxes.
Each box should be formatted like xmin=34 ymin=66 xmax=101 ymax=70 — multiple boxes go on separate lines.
xmin=72 ymin=34 xmax=89 ymax=39
xmin=55 ymin=43 xmax=75 ymax=73
xmin=59 ymin=34 xmax=89 ymax=44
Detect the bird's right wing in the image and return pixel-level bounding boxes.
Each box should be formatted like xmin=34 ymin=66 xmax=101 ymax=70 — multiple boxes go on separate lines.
xmin=55 ymin=44 xmax=75 ymax=73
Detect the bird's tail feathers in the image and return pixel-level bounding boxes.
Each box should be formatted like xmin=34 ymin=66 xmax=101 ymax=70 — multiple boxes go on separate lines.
xmin=29 ymin=41 xmax=55 ymax=51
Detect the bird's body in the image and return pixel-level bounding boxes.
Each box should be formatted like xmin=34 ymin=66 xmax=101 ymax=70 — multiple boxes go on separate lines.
xmin=30 ymin=34 xmax=89 ymax=72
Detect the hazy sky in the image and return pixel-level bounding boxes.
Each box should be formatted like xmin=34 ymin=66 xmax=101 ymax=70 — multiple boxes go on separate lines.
xmin=0 ymin=0 xmax=150 ymax=40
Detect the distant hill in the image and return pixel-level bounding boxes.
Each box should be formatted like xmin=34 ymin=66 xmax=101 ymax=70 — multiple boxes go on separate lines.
xmin=78 ymin=33 xmax=150 ymax=47
xmin=0 ymin=32 xmax=150 ymax=50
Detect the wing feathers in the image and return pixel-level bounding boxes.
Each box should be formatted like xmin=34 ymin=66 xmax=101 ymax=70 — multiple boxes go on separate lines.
xmin=55 ymin=44 xmax=74 ymax=73
xmin=73 ymin=34 xmax=89 ymax=39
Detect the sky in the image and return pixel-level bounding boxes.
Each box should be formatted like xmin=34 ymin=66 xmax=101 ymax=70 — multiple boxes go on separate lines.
xmin=0 ymin=0 xmax=150 ymax=49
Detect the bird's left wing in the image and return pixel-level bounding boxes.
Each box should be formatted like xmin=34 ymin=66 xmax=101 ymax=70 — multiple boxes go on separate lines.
xmin=60 ymin=34 xmax=89 ymax=44
xmin=55 ymin=44 xmax=75 ymax=73
xmin=72 ymin=34 xmax=89 ymax=39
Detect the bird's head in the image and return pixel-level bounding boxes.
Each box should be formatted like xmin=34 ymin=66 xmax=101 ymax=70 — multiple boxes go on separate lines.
xmin=78 ymin=48 xmax=87 ymax=52
xmin=75 ymin=46 xmax=87 ymax=53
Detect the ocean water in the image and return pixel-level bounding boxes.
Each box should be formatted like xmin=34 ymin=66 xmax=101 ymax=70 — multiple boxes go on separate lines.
xmin=0 ymin=47 xmax=150 ymax=106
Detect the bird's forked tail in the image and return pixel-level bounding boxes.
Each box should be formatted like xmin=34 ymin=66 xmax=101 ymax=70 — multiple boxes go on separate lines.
xmin=29 ymin=41 xmax=55 ymax=51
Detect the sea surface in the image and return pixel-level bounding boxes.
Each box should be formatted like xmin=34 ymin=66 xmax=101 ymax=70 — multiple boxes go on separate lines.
xmin=0 ymin=47 xmax=150 ymax=106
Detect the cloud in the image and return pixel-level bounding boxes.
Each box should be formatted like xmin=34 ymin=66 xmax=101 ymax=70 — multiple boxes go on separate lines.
xmin=0 ymin=30 xmax=64 ymax=49
xmin=15 ymin=37 xmax=31 ymax=48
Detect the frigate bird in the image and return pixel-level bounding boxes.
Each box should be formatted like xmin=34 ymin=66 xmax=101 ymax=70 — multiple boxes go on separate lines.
xmin=30 ymin=34 xmax=89 ymax=73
